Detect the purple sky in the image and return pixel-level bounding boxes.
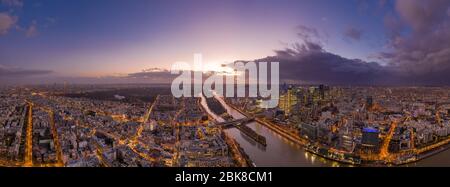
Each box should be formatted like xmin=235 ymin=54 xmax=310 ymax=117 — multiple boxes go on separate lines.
xmin=1 ymin=0 xmax=450 ymax=85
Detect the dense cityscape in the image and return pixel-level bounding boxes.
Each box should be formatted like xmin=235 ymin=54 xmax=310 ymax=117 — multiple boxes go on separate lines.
xmin=2 ymin=0 xmax=450 ymax=171
xmin=1 ymin=84 xmax=449 ymax=167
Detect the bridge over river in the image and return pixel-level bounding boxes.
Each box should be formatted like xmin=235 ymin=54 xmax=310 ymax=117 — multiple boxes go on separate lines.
xmin=216 ymin=117 xmax=255 ymax=128
xmin=216 ymin=117 xmax=267 ymax=146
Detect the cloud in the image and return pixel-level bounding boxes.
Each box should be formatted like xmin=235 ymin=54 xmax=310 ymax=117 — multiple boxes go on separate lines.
xmin=296 ymin=25 xmax=320 ymax=40
xmin=383 ymin=12 xmax=404 ymax=40
xmin=269 ymin=27 xmax=389 ymax=85
xmin=293 ymin=25 xmax=328 ymax=47
xmin=249 ymin=20 xmax=450 ymax=85
xmin=0 ymin=12 xmax=17 ymax=35
xmin=375 ymin=0 xmax=450 ymax=85
xmin=1 ymin=0 xmax=23 ymax=7
xmin=395 ymin=0 xmax=450 ymax=33
xmin=43 ymin=17 xmax=57 ymax=28
xmin=379 ymin=0 xmax=388 ymax=7
xmin=0 ymin=65 xmax=53 ymax=77
xmin=25 ymin=20 xmax=38 ymax=37
xmin=343 ymin=27 xmax=363 ymax=41
xmin=115 ymin=18 xmax=449 ymax=86
xmin=257 ymin=40 xmax=393 ymax=85
xmin=122 ymin=68 xmax=178 ymax=83
xmin=39 ymin=68 xmax=182 ymax=85
xmin=357 ymin=0 xmax=370 ymax=14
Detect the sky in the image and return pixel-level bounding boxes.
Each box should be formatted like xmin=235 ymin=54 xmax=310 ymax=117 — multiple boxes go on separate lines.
xmin=1 ymin=0 xmax=450 ymax=85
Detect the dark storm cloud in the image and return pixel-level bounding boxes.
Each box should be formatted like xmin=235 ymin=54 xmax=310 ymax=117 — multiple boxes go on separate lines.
xmin=267 ymin=42 xmax=450 ymax=85
xmin=245 ymin=24 xmax=393 ymax=85
xmin=255 ymin=40 xmax=395 ymax=85
xmin=251 ymin=15 xmax=450 ymax=86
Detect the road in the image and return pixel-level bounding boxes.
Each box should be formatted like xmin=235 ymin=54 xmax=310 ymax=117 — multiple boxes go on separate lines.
xmin=0 ymin=159 xmax=23 ymax=167
xmin=126 ymin=94 xmax=160 ymax=163
xmin=24 ymin=101 xmax=33 ymax=167
xmin=142 ymin=95 xmax=159 ymax=123
xmin=45 ymin=109 xmax=64 ymax=166
xmin=94 ymin=141 xmax=111 ymax=167
xmin=172 ymin=98 xmax=184 ymax=166
xmin=379 ymin=120 xmax=398 ymax=160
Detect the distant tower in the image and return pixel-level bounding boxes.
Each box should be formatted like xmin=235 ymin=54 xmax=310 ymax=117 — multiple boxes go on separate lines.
xmin=64 ymin=81 xmax=68 ymax=93
xmin=366 ymin=96 xmax=373 ymax=109
xmin=287 ymin=86 xmax=292 ymax=115
xmin=319 ymin=84 xmax=325 ymax=99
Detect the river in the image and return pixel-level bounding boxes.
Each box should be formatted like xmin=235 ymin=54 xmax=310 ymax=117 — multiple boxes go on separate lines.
xmin=200 ymin=94 xmax=450 ymax=167
xmin=404 ymin=149 xmax=450 ymax=167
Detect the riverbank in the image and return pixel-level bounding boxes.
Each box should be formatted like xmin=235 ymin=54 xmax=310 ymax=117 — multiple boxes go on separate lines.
xmin=223 ymin=132 xmax=255 ymax=167
xmin=387 ymin=139 xmax=450 ymax=166
xmin=198 ymin=96 xmax=255 ymax=167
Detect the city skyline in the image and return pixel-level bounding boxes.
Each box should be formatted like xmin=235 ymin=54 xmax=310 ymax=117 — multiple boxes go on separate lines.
xmin=1 ymin=0 xmax=450 ymax=86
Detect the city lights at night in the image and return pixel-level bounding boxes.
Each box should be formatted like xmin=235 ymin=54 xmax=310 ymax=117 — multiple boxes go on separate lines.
xmin=1 ymin=0 xmax=450 ymax=184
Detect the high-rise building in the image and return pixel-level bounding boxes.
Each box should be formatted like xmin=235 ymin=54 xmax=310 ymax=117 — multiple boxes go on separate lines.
xmin=278 ymin=85 xmax=297 ymax=116
xmin=339 ymin=130 xmax=354 ymax=152
xmin=299 ymin=123 xmax=318 ymax=140
xmin=318 ymin=84 xmax=326 ymax=99
xmin=361 ymin=127 xmax=379 ymax=147
xmin=366 ymin=96 xmax=373 ymax=109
